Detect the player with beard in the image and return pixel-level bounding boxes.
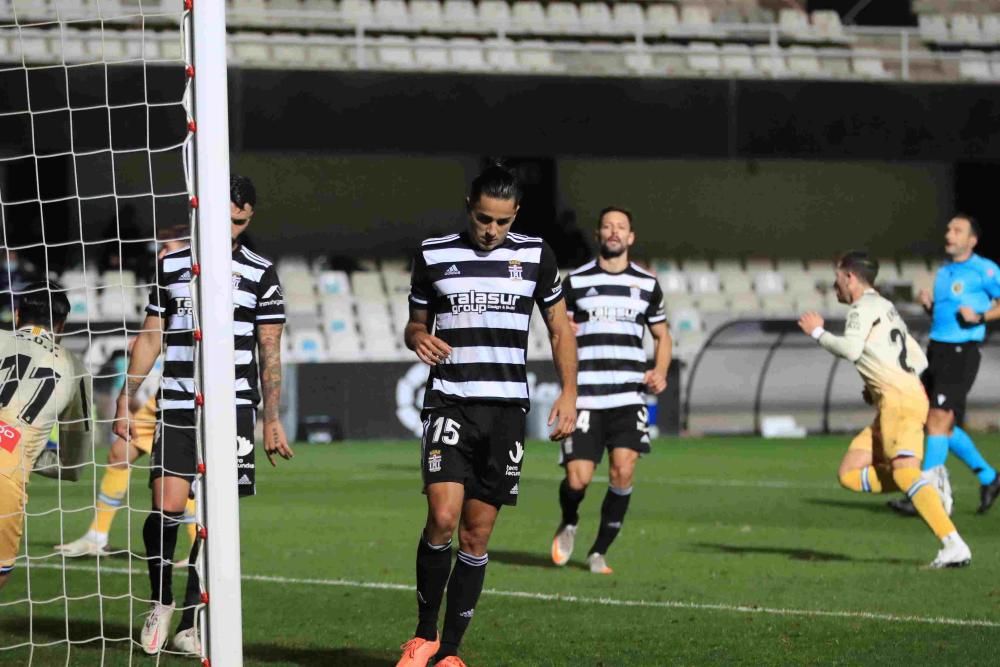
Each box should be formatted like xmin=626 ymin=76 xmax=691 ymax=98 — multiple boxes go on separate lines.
xmin=550 ymin=206 xmax=671 ymax=574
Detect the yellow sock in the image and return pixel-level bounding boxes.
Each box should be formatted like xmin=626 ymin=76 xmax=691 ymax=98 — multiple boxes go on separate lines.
xmin=184 ymin=497 xmax=198 ymax=549
xmin=894 ymin=467 xmax=956 ymax=539
xmin=90 ymin=465 xmax=130 ymax=536
xmin=839 ymin=466 xmax=896 ymax=493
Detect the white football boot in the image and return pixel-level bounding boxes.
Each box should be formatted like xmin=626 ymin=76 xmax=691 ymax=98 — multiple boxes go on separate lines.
xmin=172 ymin=627 xmax=202 ymax=656
xmin=140 ymin=602 xmax=175 ymax=655
xmin=587 ymin=552 xmax=613 ymax=575
xmin=551 ymin=524 xmax=577 ymax=566
xmin=55 ymin=534 xmax=110 ymax=558
xmin=930 ymin=533 xmax=971 ymax=569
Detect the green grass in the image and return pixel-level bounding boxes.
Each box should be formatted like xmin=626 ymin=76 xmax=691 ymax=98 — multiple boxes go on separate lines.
xmin=3 ymin=435 xmax=1000 ymax=666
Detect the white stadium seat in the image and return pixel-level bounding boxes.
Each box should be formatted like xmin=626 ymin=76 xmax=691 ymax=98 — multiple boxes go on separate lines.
xmin=625 ymin=48 xmax=655 ymax=74
xmin=852 ymin=49 xmax=889 ymax=79
xmin=729 ymin=293 xmax=761 ymax=314
xmin=794 ymin=292 xmax=825 ymax=313
xmin=760 ymin=293 xmax=797 ymax=316
xmin=687 ymin=42 xmax=721 ymax=74
xmin=612 ymin=3 xmax=644 ymax=34
xmin=292 ymin=329 xmax=328 ymax=362
xmin=373 ymin=0 xmax=409 ymax=29
xmin=696 ymin=293 xmax=728 ymax=313
xmin=580 ymin=2 xmax=613 ymax=35
xmin=787 ymin=46 xmax=822 ymax=77
xmin=409 ymin=0 xmax=443 ymax=29
xmin=811 ymin=10 xmax=846 ymax=42
xmin=351 ymin=271 xmax=386 ymax=300
xmin=721 ymin=272 xmax=752 ymax=294
xmin=478 ymin=0 xmax=512 ymax=31
xmin=669 ymin=306 xmax=703 ymax=333
xmin=658 ymin=271 xmax=688 ymax=294
xmin=644 ymin=3 xmax=679 ymax=37
xmin=779 ymin=8 xmax=812 ymax=40
xmin=721 ymin=44 xmax=756 ymax=75
xmin=983 ymin=15 xmax=1000 ymax=43
xmin=486 ymin=38 xmax=521 ymax=71
xmin=511 ymin=1 xmax=547 ymax=34
xmin=951 ymin=14 xmax=984 ymax=46
xmin=546 ymin=1 xmax=581 ymax=34
xmin=918 ymin=14 xmax=948 ymax=45
xmin=959 ymin=50 xmax=993 ymax=80
xmin=688 ymin=271 xmax=721 ymax=294
xmin=414 ymin=37 xmax=449 ymax=69
xmin=443 ymin=0 xmax=479 ymax=31
xmin=450 ymin=38 xmax=488 ymax=70
xmin=680 ymin=5 xmax=713 ymax=37
xmin=318 ymin=270 xmax=351 ymax=298
xmin=753 ymin=271 xmax=785 ymax=295
xmin=518 ymin=40 xmax=560 ymax=72
xmin=754 ymin=44 xmax=788 ymax=77
xmin=375 ymin=35 xmax=414 ymax=68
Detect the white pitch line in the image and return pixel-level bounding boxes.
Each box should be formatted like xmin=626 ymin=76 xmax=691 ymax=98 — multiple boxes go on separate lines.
xmin=31 ymin=562 xmax=1000 ymax=629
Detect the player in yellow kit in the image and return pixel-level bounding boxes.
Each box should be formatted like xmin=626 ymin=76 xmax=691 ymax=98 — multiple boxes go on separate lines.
xmin=1 ymin=284 xmax=91 ymax=590
xmin=56 ymin=230 xmax=196 ymax=559
xmin=798 ymin=251 xmax=971 ymax=568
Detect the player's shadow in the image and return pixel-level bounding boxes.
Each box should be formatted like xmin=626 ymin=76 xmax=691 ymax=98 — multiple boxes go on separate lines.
xmin=244 ymin=642 xmax=396 ymax=666
xmin=0 ymin=616 xmax=135 ymax=654
xmin=804 ymin=497 xmax=897 ymax=515
xmin=489 ymin=549 xmax=589 ymax=571
xmin=693 ymin=542 xmax=921 ymax=566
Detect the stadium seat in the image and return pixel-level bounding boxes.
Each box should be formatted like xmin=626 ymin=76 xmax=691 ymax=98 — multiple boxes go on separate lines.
xmin=721 ymin=44 xmax=756 ymax=75
xmin=612 ymin=2 xmax=644 ymax=34
xmin=410 ymin=0 xmax=442 ymax=29
xmin=918 ymin=14 xmax=949 ymax=44
xmin=66 ymin=288 xmax=98 ymax=323
xmin=450 ymin=38 xmax=488 ymax=70
xmin=779 ymin=8 xmax=812 ymax=40
xmin=729 ymin=293 xmax=761 ymax=314
xmin=983 ymin=15 xmax=1000 ymax=43
xmin=669 ymin=306 xmax=703 ymax=333
xmin=776 ymin=258 xmax=804 ymax=274
xmin=414 ymin=37 xmax=449 ymax=69
xmin=272 ymin=34 xmax=311 ymax=66
xmin=959 ymin=50 xmax=993 ymax=80
xmin=794 ymin=292 xmax=825 ymax=313
xmin=696 ymin=293 xmax=728 ymax=313
xmin=373 ymin=0 xmax=409 ymax=29
xmin=898 ymin=258 xmax=929 ymax=279
xmin=687 ymin=41 xmax=721 ymax=74
xmin=682 ymin=258 xmax=712 ymax=273
xmin=652 ymin=258 xmax=679 ymax=273
xmin=230 ymin=33 xmax=272 ymax=65
xmin=291 ymin=329 xmax=328 ymax=362
xmin=717 ymin=6 xmax=744 ymax=26
xmin=546 ymin=2 xmax=581 ymax=34
xmin=688 ymin=271 xmax=721 ymax=294
xmin=811 ymin=10 xmax=846 ymax=42
xmin=658 ymin=270 xmax=688 ymax=294
xmin=306 ymin=36 xmax=349 ymax=68
xmin=875 ymin=258 xmax=900 ymax=281
xmin=318 ymin=270 xmax=351 ymax=298
xmin=951 ymin=14 xmax=985 ymax=46
xmin=680 ymin=5 xmax=714 ymax=37
xmin=745 ymin=258 xmax=773 ymax=273
xmin=713 ymin=259 xmax=742 ymax=275
xmin=518 ymin=40 xmax=560 ymax=71
xmin=753 ymin=271 xmax=785 ymax=295
xmin=339 ymin=0 xmax=374 ymax=24
xmin=580 ymin=2 xmax=613 ymax=35
xmin=754 ymin=44 xmax=788 ymax=77
xmin=512 ymin=1 xmax=547 ymax=34
xmin=351 ymin=271 xmax=386 ymax=299
xmin=784 ymin=272 xmax=820 ymax=296
xmin=363 ymin=335 xmax=403 ymax=360
xmin=478 ymin=0 xmax=512 ymax=31
xmin=745 ymin=5 xmax=776 ymax=25
xmin=760 ymin=293 xmax=797 ymax=316
xmin=852 ymin=49 xmax=890 ymax=78
xmin=645 ymin=3 xmax=679 ymax=37
xmin=375 ymin=35 xmax=415 ymax=69
xmin=486 ymin=37 xmax=521 ymax=71
xmin=787 ymin=46 xmax=822 ymax=77
xmin=443 ymin=0 xmax=479 ymax=32
xmin=721 ymin=272 xmax=752 ymax=294
xmin=625 ymin=48 xmax=655 ymax=74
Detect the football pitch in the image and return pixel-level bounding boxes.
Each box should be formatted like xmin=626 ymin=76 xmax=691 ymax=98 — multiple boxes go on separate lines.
xmin=2 ymin=435 xmax=1000 ymax=666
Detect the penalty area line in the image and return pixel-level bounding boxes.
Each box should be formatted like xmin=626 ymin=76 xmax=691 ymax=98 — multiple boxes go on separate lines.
xmin=32 ymin=562 xmax=1000 ymax=629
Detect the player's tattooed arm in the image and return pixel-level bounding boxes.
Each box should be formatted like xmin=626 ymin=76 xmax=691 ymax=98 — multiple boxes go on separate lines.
xmin=257 ymin=324 xmax=283 ymax=423
xmin=258 ymin=323 xmax=294 ymax=465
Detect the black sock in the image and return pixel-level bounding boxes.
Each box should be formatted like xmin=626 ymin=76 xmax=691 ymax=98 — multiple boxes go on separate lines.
xmin=589 ymin=486 xmax=632 ymax=556
xmin=176 ymin=535 xmax=202 ymax=632
xmin=437 ymin=550 xmax=488 ymax=658
xmin=414 ymin=534 xmax=452 ymax=641
xmin=143 ymin=509 xmax=183 ymax=606
xmin=559 ymin=478 xmax=586 ymax=527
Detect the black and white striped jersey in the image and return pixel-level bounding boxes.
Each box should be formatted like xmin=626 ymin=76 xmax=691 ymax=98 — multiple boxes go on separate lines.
xmin=564 ymin=260 xmax=666 ymax=410
xmin=146 ymin=245 xmax=285 ymax=411
xmin=409 ymin=231 xmax=563 ymax=410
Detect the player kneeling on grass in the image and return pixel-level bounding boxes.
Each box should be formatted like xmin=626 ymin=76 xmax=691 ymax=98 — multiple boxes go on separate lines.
xmin=798 ymin=251 xmax=971 ymax=568
xmin=551 ymin=206 xmax=672 ymax=574
xmin=1 ymin=284 xmax=91 ymax=591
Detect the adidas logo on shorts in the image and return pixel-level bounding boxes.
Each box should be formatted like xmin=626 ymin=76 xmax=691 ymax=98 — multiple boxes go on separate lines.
xmin=237 ymin=475 xmax=252 ymax=486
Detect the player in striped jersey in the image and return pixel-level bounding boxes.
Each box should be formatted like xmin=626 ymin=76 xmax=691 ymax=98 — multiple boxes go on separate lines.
xmin=1 ymin=285 xmax=91 ymax=591
xmin=56 ymin=228 xmax=197 ymax=560
xmin=113 ymin=176 xmax=293 ymax=655
xmin=397 ymin=164 xmax=577 ymax=667
xmin=550 ymin=206 xmax=672 ymax=574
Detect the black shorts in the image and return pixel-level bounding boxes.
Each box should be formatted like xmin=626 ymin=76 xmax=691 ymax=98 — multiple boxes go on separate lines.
xmin=420 ymin=403 xmax=527 ymax=507
xmin=922 ymin=341 xmax=981 ymax=425
xmin=559 ymin=404 xmax=651 ymax=466
xmin=151 ymin=408 xmax=257 ymax=497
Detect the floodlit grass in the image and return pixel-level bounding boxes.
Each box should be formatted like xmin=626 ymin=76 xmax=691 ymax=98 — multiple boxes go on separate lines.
xmin=2 ymin=435 xmax=1000 ymax=665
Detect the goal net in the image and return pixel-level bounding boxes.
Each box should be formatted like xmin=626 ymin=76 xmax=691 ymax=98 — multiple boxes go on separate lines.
xmin=0 ymin=1 xmax=239 ymax=663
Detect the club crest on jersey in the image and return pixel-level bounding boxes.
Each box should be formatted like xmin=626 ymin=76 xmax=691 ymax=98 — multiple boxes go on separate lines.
xmin=508 ymin=259 xmax=523 ymax=280
xmin=232 ymin=273 xmax=242 ymax=289
xmin=952 ymin=281 xmax=964 ymax=295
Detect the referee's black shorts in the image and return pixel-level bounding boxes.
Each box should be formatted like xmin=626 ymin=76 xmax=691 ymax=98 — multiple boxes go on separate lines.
xmin=922 ymin=341 xmax=981 ymax=425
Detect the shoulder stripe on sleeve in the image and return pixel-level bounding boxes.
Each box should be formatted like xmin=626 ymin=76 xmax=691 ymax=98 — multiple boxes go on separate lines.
xmin=569 ymin=260 xmax=598 ymax=276
xmin=239 ymin=247 xmax=273 ymax=268
xmin=422 ymin=234 xmax=461 ymax=246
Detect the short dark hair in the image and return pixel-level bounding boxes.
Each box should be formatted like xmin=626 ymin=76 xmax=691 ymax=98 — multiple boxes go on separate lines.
xmin=231 ymin=174 xmax=257 ymax=210
xmin=157 ymin=223 xmax=191 ymax=242
xmin=16 ymin=282 xmax=70 ymax=329
xmin=953 ymin=213 xmax=981 ymax=239
xmin=837 ymin=251 xmax=879 ymax=286
xmin=469 ymin=161 xmax=522 ymax=205
xmin=597 ymin=206 xmax=633 ymax=230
